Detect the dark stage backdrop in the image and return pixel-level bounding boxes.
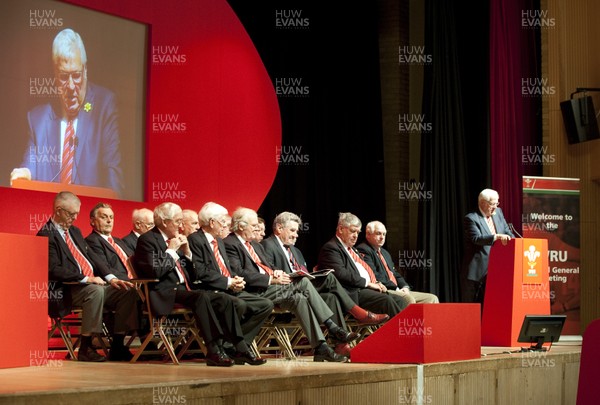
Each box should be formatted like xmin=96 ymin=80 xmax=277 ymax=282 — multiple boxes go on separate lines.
xmin=227 ymin=1 xmax=386 ymax=267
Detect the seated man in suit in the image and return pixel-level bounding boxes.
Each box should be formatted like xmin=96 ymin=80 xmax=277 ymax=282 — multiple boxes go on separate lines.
xmin=224 ymin=207 xmax=356 ymax=362
xmin=37 ymin=191 xmax=138 ymax=362
xmin=254 ymin=217 xmax=266 ymax=242
xmin=317 ymin=212 xmax=405 ymax=318
xmin=121 ymin=208 xmax=154 ymax=252
xmin=85 ymin=202 xmax=155 ymax=349
xmin=187 ymin=202 xmax=273 ymax=364
xmin=261 ymin=211 xmax=389 ymax=355
xmin=462 ymin=188 xmax=513 ymax=304
xmin=132 ymin=202 xmax=259 ymax=367
xmin=261 ymin=212 xmax=390 ymax=325
xmin=357 ymin=221 xmax=438 ymax=308
xmin=182 ymin=209 xmax=200 ymax=237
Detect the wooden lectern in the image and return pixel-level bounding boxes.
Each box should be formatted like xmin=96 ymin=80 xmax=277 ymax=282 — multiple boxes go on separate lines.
xmin=11 ymin=178 xmax=118 ymax=199
xmin=481 ymin=238 xmax=551 ymax=347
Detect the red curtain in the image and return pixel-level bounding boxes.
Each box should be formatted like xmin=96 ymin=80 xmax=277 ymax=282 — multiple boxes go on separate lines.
xmin=489 ymin=0 xmax=539 ymax=231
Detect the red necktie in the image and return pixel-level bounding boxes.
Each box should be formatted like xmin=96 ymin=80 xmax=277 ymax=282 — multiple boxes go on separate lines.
xmin=377 ymin=249 xmax=397 ymax=285
xmin=211 ymin=239 xmax=230 ymax=277
xmin=64 ymin=231 xmax=94 ymax=278
xmin=486 ymin=216 xmax=496 ymax=235
xmin=245 ymin=241 xmax=273 ymax=276
xmin=166 ymin=239 xmax=191 ymax=291
xmin=61 ymin=120 xmax=75 ymax=183
xmin=287 ymin=246 xmax=306 ymax=272
xmin=347 ymin=247 xmax=377 ymax=283
xmin=107 ymin=236 xmax=134 ymax=279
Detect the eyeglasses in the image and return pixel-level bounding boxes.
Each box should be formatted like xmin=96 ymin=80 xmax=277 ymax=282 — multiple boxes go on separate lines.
xmin=58 ymin=206 xmax=79 ymax=218
xmin=211 ymin=218 xmax=229 ymax=227
xmin=57 ymin=71 xmax=83 ymax=84
xmin=485 ymin=200 xmax=500 ymax=207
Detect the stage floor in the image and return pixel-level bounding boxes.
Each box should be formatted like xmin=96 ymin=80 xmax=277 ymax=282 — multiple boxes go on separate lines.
xmin=0 ymin=341 xmax=582 ymax=405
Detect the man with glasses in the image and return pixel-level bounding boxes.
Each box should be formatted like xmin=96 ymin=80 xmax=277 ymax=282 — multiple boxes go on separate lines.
xmin=224 ymin=207 xmax=356 ymax=362
xmin=317 ymin=212 xmax=405 ymax=318
xmin=37 ymin=192 xmax=139 ymax=362
xmin=187 ymin=202 xmax=272 ymax=365
xmin=462 ymin=188 xmax=513 ymax=305
xmin=121 ymin=208 xmax=154 ymax=252
xmin=10 ymin=28 xmax=124 ymax=196
xmin=133 ymin=202 xmax=261 ymax=366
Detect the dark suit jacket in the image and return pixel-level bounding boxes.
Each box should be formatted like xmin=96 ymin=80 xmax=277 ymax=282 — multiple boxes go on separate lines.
xmin=463 ymin=207 xmax=514 ymax=282
xmin=261 ymin=235 xmax=307 ymax=274
xmin=356 ymin=242 xmax=409 ymax=290
xmin=187 ymin=230 xmax=233 ymax=291
xmin=21 ymin=82 xmax=124 ymax=195
xmin=37 ymin=219 xmax=110 ymax=317
xmin=131 ymin=227 xmax=194 ymax=316
xmin=223 ymin=234 xmax=271 ymax=291
xmin=317 ymin=237 xmax=369 ymax=302
xmin=85 ymin=231 xmax=133 ymax=281
xmin=121 ymin=231 xmax=138 ymax=253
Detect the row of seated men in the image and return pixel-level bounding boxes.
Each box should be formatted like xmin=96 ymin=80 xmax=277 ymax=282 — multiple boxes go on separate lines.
xmin=40 ymin=191 xmax=438 ymax=366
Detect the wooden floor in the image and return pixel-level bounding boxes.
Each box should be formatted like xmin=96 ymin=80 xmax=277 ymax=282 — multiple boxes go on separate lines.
xmin=0 ymin=341 xmax=582 ymax=405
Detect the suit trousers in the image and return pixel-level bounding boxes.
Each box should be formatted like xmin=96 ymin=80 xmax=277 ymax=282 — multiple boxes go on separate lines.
xmin=386 ymin=289 xmax=439 ymax=308
xmin=311 ymin=273 xmax=358 ymax=329
xmin=70 ymin=283 xmax=139 ymax=335
xmin=356 ymin=288 xmax=404 ymax=318
xmin=175 ymin=289 xmax=247 ymax=346
xmin=257 ymin=277 xmax=333 ymax=348
xmin=229 ymin=290 xmax=274 ymax=344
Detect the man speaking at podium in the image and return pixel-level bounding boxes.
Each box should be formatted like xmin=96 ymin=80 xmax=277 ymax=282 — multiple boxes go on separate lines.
xmin=10 ymin=28 xmax=123 ymax=196
xmin=463 ymin=188 xmax=514 ymax=305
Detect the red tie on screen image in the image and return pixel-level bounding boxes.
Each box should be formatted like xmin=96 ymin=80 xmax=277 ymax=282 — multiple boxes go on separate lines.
xmin=61 ymin=120 xmax=75 ymax=184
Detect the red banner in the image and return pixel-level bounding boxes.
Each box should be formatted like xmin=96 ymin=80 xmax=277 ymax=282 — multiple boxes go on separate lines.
xmin=522 ymin=176 xmax=580 ymax=335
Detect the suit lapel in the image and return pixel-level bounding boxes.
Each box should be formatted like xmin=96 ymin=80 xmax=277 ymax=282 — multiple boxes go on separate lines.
xmin=335 ymin=238 xmax=359 ymax=272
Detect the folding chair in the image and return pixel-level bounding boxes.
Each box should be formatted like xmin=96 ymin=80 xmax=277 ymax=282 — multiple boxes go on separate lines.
xmin=130 ymin=279 xmax=206 ymax=364
xmin=253 ymin=307 xmax=308 ymax=360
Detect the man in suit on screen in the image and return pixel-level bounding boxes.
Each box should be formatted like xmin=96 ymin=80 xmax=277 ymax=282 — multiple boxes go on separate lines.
xmin=10 ymin=28 xmax=123 ymax=195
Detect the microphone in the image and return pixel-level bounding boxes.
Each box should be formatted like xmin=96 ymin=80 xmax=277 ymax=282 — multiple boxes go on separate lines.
xmin=508 ymin=223 xmax=523 ymax=238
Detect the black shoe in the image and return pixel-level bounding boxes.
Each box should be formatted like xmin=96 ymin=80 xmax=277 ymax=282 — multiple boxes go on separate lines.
xmin=229 ymin=351 xmax=267 ymax=366
xmin=313 ymin=344 xmax=348 ymax=363
xmin=330 ymin=327 xmax=361 ymax=343
xmin=109 ymin=346 xmax=134 ymax=361
xmin=206 ymin=352 xmax=234 ymax=367
xmin=78 ymin=347 xmax=106 ymax=362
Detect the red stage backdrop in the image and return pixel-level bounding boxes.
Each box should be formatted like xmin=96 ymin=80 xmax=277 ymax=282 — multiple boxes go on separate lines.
xmin=522 ymin=176 xmax=580 ymax=335
xmin=0 ymin=0 xmax=280 ymax=237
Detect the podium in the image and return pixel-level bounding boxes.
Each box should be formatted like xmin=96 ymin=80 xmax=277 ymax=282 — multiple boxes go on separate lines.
xmin=0 ymin=233 xmax=48 ymax=368
xmin=351 ymin=304 xmax=481 ymax=364
xmin=12 ymin=178 xmax=118 ymax=199
xmin=482 ymin=238 xmax=551 ymax=347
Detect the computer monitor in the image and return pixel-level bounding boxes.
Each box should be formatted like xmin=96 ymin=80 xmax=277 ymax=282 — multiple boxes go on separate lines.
xmin=517 ymin=315 xmax=566 ymax=351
